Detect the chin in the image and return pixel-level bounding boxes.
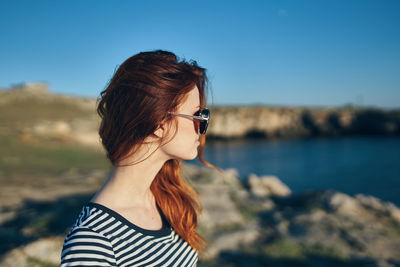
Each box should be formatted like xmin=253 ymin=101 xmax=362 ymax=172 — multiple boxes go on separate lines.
xmin=188 ymin=152 xmax=198 ymax=161
xmin=182 ymin=152 xmax=198 ymax=161
xmin=179 ymin=149 xmax=198 ymax=161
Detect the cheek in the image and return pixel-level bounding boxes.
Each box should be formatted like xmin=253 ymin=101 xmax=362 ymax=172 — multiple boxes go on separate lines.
xmin=173 ymin=121 xmax=197 ymax=146
xmin=160 ymin=129 xmax=197 ymax=160
xmin=184 ymin=119 xmax=198 ymax=135
xmin=176 ymin=118 xmax=197 ymax=135
xmin=175 ymin=123 xmax=195 ymax=143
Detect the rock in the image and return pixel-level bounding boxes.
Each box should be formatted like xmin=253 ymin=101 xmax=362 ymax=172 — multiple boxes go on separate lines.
xmin=387 ymin=204 xmax=400 ymax=224
xmin=265 ymin=190 xmax=400 ymax=264
xmin=202 ymin=221 xmax=261 ymax=259
xmin=31 ymin=120 xmax=72 ymax=143
xmin=197 ymin=183 xmax=245 ymax=230
xmin=219 ymin=168 xmax=243 ymax=187
xmin=356 ymin=194 xmax=387 ymax=211
xmin=328 ymin=192 xmax=364 ymax=216
xmin=178 ymin=164 xmax=262 ymax=260
xmin=34 ymin=120 xmax=72 ymax=136
xmin=0 ymin=236 xmax=64 ymax=266
xmin=247 ymin=174 xmax=268 ymax=197
xmin=181 ymin=164 xmax=247 ymax=230
xmin=247 ymin=173 xmax=291 ymax=198
xmin=327 ymin=192 xmax=400 ymax=225
xmin=10 ymin=82 xmax=50 ymax=95
xmin=356 ymin=194 xmax=400 ymax=224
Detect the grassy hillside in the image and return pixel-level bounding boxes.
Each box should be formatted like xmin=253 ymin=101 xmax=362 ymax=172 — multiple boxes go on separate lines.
xmin=0 ymin=85 xmax=107 ymax=177
xmin=0 ymin=135 xmax=109 ymax=178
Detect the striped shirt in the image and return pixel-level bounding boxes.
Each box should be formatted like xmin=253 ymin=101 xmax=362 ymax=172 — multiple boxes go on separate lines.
xmin=60 ymin=202 xmax=198 ymax=266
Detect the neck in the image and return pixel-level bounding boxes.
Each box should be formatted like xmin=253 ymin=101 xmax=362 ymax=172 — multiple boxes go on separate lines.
xmin=91 ymin=144 xmax=169 ymax=209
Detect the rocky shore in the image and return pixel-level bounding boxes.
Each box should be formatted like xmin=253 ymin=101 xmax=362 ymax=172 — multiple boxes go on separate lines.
xmin=1 ymin=164 xmax=400 ymax=267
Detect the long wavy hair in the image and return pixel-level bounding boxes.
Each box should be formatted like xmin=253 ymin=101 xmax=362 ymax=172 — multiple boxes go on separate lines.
xmin=96 ymin=50 xmax=221 ymax=255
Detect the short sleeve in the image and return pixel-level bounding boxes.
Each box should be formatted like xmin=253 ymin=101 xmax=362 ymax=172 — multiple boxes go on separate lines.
xmin=61 ymin=227 xmax=117 ymax=266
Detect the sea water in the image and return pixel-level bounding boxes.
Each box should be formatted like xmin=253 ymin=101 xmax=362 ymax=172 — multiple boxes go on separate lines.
xmin=190 ymin=136 xmax=400 ymax=206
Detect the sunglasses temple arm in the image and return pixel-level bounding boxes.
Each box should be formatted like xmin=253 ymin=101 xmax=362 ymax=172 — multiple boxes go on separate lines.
xmin=170 ymin=113 xmax=208 ymax=121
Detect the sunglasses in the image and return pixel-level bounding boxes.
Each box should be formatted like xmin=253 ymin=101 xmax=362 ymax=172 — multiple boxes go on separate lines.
xmin=168 ymin=108 xmax=210 ymax=134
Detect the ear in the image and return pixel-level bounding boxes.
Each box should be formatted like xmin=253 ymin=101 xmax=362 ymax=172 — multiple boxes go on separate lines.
xmin=154 ymin=124 xmax=165 ymax=138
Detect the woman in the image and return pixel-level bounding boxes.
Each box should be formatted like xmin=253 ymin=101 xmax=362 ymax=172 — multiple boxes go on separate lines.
xmin=60 ymin=50 xmax=220 ymax=266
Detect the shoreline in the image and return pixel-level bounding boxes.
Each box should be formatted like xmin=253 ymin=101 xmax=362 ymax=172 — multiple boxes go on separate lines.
xmin=1 ymin=164 xmax=400 ymax=266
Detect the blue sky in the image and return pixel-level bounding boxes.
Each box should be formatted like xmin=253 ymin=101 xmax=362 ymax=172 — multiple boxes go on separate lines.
xmin=0 ymin=0 xmax=399 ymax=109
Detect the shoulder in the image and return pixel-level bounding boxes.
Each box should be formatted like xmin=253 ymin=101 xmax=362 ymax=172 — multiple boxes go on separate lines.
xmin=61 ymin=226 xmax=116 ymax=266
xmin=61 ymin=205 xmax=117 ymax=266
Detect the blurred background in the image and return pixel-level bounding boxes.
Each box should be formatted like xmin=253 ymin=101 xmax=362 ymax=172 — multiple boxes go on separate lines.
xmin=0 ymin=1 xmax=399 ymax=266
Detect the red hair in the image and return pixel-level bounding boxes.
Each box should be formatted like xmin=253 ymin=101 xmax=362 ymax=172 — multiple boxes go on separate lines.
xmin=96 ymin=50 xmax=221 ymax=255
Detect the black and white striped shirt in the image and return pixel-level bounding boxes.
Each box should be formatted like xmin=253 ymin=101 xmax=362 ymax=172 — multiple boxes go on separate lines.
xmin=61 ymin=202 xmax=198 ymax=266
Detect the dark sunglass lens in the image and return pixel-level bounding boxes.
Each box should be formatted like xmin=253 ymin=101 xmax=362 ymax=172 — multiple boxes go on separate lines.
xmin=203 ymin=109 xmax=210 ymax=119
xmin=194 ymin=119 xmax=200 ymax=133
xmin=199 ymin=109 xmax=210 ymax=134
xmin=194 ymin=108 xmax=210 ymax=134
xmin=200 ymin=121 xmax=208 ymax=134
xmin=193 ymin=110 xmax=201 ymax=133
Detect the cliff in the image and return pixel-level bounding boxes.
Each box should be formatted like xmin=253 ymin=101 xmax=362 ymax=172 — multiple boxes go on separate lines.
xmin=1 ymin=83 xmax=399 ymax=149
xmin=208 ymin=105 xmax=400 ymax=139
